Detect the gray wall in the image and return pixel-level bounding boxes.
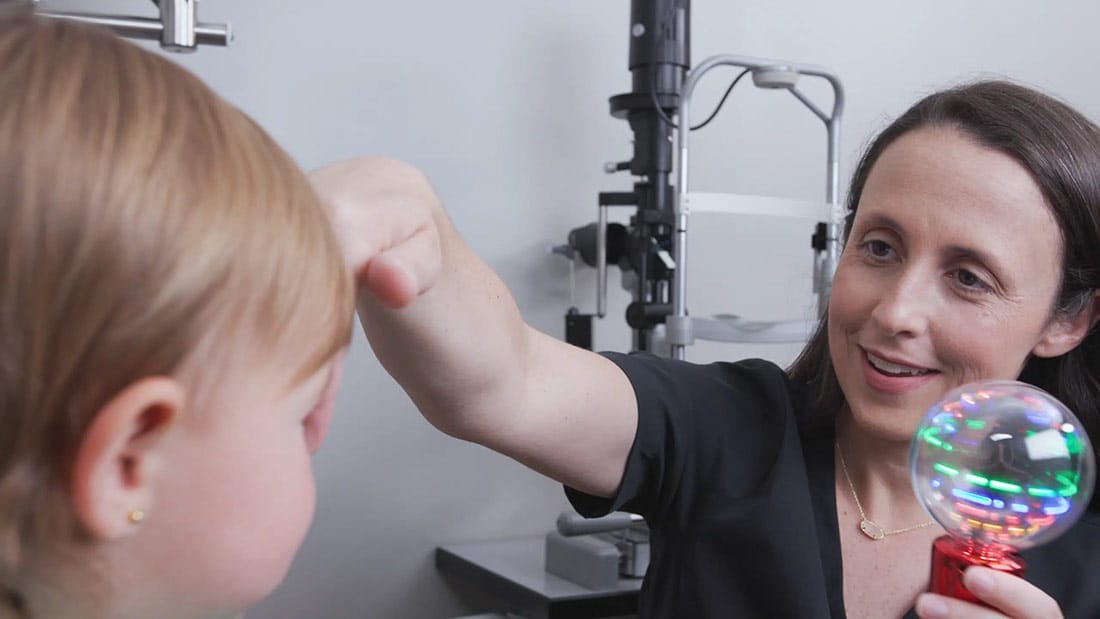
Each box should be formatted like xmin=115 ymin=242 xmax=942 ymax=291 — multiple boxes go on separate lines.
xmin=39 ymin=1 xmax=1100 ymax=617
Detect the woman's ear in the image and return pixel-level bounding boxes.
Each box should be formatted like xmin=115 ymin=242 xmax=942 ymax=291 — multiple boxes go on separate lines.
xmin=1033 ymin=291 xmax=1100 ymax=358
xmin=70 ymin=377 xmax=184 ymax=541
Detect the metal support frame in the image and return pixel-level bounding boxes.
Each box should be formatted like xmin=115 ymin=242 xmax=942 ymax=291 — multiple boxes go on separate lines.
xmin=667 ymin=54 xmax=845 ymax=360
xmin=36 ymin=0 xmax=231 ymax=51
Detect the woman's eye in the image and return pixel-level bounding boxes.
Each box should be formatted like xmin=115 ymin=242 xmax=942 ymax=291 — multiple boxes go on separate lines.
xmin=957 ymin=270 xmax=980 ymax=287
xmin=859 ymin=239 xmax=895 ymax=262
xmin=950 ymin=268 xmax=993 ymax=294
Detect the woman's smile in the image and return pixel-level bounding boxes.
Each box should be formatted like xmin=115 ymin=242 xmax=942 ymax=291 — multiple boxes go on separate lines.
xmin=861 ymin=347 xmax=939 ymax=395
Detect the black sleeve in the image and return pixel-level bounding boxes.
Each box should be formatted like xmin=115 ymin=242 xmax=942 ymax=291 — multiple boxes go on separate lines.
xmin=565 ymin=352 xmax=798 ymax=528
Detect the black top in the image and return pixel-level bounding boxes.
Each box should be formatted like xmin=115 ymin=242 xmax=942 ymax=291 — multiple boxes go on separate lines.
xmin=565 ymin=352 xmax=1100 ymax=618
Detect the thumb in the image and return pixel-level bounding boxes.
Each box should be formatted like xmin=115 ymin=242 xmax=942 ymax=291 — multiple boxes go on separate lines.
xmin=358 ymin=224 xmax=441 ymax=309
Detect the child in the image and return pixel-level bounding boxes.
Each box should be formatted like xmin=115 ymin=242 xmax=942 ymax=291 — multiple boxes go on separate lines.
xmin=0 ymin=10 xmax=354 ymax=619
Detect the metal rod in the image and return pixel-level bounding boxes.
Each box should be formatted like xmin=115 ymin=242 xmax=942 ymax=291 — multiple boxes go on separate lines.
xmin=788 ymin=86 xmax=828 ymax=123
xmin=597 ymin=203 xmax=609 ymax=319
xmin=785 ymin=77 xmax=846 ymax=316
xmin=671 ymin=53 xmax=845 ymax=356
xmin=37 ymin=11 xmax=230 ymax=49
xmin=811 ymin=71 xmax=845 ymax=317
xmin=670 ymin=66 xmax=693 ymax=361
xmin=161 ymin=0 xmax=196 ymax=50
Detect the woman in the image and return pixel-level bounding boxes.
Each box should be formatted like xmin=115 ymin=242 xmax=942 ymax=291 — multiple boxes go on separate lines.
xmin=314 ymin=80 xmax=1100 ymax=618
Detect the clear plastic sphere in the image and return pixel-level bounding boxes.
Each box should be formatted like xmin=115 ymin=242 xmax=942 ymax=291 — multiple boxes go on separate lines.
xmin=910 ymin=381 xmax=1095 ymax=551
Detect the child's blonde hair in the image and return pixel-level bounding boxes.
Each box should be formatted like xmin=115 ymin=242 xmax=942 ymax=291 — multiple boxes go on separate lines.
xmin=0 ymin=10 xmax=354 ymax=611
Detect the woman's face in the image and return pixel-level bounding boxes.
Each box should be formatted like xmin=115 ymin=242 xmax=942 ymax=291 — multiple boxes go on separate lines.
xmin=828 ymin=126 xmax=1069 ymax=441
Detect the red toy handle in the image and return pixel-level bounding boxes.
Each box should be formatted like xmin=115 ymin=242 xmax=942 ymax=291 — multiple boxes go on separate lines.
xmin=929 ymin=535 xmax=1026 ymax=606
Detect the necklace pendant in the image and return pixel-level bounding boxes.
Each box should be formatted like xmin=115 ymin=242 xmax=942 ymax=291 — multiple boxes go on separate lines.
xmin=859 ymin=519 xmax=886 ymax=541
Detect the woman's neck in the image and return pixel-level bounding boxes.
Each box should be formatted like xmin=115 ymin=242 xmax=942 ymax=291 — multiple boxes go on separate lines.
xmin=834 ymin=409 xmax=927 ymax=522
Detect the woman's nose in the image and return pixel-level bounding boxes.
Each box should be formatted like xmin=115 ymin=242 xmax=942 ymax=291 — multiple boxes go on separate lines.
xmin=869 ymin=269 xmax=932 ymax=339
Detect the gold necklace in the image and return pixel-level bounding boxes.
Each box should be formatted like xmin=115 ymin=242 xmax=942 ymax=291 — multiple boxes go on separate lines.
xmin=836 ymin=441 xmax=936 ymax=541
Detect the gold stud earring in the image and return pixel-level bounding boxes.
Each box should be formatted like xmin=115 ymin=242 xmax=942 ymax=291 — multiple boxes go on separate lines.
xmin=127 ymin=509 xmax=146 ymax=525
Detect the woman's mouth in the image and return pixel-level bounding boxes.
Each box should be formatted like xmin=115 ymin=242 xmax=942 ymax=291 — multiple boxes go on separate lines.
xmin=866 ymin=351 xmax=934 ymax=377
xmin=861 ymin=349 xmax=939 ymax=395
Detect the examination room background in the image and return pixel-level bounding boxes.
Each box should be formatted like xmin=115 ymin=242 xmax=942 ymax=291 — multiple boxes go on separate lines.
xmin=36 ymin=1 xmax=1100 ymax=617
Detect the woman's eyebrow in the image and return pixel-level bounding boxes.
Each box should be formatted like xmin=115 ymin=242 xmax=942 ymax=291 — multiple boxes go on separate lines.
xmin=943 ymin=243 xmax=1004 ymax=273
xmin=860 ymin=211 xmax=1004 ymax=272
xmin=858 ymin=211 xmax=904 ymax=234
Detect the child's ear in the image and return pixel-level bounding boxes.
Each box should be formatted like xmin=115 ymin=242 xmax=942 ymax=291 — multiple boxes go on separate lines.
xmin=71 ymin=377 xmax=184 ymax=541
xmin=1033 ymin=291 xmax=1100 ymax=358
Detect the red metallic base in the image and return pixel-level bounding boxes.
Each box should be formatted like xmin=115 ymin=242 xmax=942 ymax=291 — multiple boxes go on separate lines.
xmin=929 ymin=535 xmax=1026 ymax=606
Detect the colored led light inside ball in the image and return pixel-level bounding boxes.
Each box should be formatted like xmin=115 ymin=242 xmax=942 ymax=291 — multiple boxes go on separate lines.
xmin=910 ymin=381 xmax=1095 ymax=604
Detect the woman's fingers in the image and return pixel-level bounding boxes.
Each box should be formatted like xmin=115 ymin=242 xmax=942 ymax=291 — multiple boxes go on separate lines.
xmin=310 ymin=157 xmax=444 ymax=308
xmin=916 ymin=593 xmax=1005 ymax=619
xmin=362 ymin=231 xmax=440 ymax=308
xmin=915 ymin=568 xmax=1062 ymax=619
xmin=962 ymin=567 xmax=1062 ymax=619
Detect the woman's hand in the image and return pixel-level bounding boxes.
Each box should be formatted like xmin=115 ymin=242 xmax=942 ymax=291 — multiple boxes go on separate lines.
xmin=307 ymin=157 xmax=637 ymax=498
xmin=309 ymin=156 xmax=443 ymax=309
xmin=915 ymin=567 xmax=1062 ymax=619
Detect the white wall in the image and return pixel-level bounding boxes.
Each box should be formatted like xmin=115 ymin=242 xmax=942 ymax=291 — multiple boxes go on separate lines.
xmin=39 ymin=1 xmax=1100 ymax=617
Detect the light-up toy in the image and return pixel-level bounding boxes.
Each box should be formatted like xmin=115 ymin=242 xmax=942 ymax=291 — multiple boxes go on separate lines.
xmin=909 ymin=381 xmax=1095 ymax=604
